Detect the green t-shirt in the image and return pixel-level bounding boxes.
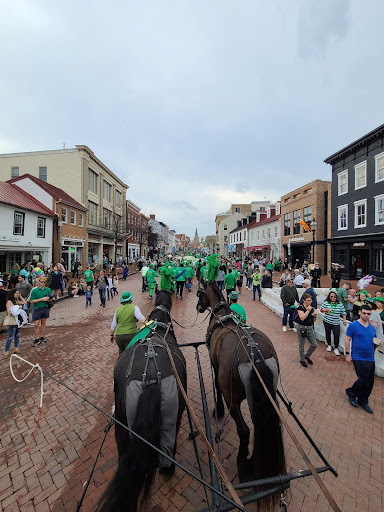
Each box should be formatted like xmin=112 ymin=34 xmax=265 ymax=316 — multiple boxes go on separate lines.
xmin=200 ymin=266 xmax=208 ymax=280
xmin=230 ymin=303 xmax=246 ymax=323
xmin=84 ymin=270 xmax=94 ymax=282
xmin=30 ymin=286 xmax=52 ymax=309
xmin=146 ymin=269 xmax=158 ymax=283
xmin=251 ymin=272 xmax=261 ymax=286
xmin=224 ymin=273 xmax=237 ymax=289
xmin=176 ymin=268 xmax=187 ymax=281
xmin=337 ymin=288 xmax=349 ymax=311
xmin=185 ymin=266 xmax=194 ymax=278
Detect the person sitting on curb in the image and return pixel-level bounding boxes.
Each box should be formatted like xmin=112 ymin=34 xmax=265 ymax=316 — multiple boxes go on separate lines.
xmin=110 ymin=291 xmax=145 ymax=354
xmin=229 ymin=291 xmax=246 ymax=323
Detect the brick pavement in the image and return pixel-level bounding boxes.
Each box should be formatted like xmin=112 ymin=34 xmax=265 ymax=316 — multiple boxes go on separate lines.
xmin=0 ymin=273 xmax=383 ymax=511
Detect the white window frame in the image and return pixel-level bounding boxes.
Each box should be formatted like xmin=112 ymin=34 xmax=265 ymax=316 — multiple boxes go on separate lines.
xmin=37 ymin=217 xmax=46 ymax=238
xmin=375 ymin=152 xmax=384 ymax=183
xmin=374 ymin=194 xmax=384 ymax=225
xmin=257 ymin=231 xmax=260 ymax=241
xmin=354 ymin=199 xmax=367 ymax=228
xmin=14 ymin=211 xmax=25 ymax=235
xmin=70 ymin=210 xmax=76 ymax=225
xmin=337 ymin=170 xmax=348 ymax=196
xmin=354 ymin=161 xmax=367 ymax=190
xmin=61 ymin=206 xmax=68 ymax=224
xmin=337 ymin=204 xmax=348 ymax=231
xmin=78 ymin=212 xmax=84 ymax=227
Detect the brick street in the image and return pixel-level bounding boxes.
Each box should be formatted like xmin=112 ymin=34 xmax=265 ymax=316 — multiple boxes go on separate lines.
xmin=1 ymin=272 xmax=383 ymax=512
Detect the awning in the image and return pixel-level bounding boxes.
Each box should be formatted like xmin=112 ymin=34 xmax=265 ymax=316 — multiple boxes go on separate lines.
xmin=243 ymin=246 xmax=269 ymax=251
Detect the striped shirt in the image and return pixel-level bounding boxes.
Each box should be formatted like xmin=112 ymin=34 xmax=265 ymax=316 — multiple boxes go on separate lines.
xmin=320 ymin=301 xmax=346 ymax=325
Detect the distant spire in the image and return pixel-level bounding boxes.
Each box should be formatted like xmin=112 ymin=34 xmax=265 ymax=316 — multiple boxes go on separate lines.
xmin=194 ymin=227 xmax=198 ymax=238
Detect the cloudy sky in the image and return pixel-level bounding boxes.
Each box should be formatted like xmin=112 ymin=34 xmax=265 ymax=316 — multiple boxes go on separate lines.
xmin=1 ymin=1 xmax=384 ymax=238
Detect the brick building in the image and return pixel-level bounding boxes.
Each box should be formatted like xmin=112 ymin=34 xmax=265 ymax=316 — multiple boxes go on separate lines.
xmin=280 ymin=180 xmax=331 ymax=271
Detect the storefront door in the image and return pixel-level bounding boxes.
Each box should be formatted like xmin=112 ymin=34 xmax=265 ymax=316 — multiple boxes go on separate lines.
xmin=351 ymin=249 xmax=369 ymax=278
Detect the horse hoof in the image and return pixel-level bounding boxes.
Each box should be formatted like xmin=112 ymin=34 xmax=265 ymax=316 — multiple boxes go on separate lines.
xmin=159 ymin=463 xmax=175 ymax=476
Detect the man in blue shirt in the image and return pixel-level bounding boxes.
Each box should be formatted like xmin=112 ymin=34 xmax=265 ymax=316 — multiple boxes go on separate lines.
xmin=345 ymin=304 xmax=376 ymax=413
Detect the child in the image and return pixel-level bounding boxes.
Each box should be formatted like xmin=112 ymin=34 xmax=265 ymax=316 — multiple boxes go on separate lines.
xmin=85 ymin=285 xmax=93 ymax=306
xmin=107 ymin=274 xmax=114 ymax=300
xmin=113 ymin=274 xmax=119 ymax=296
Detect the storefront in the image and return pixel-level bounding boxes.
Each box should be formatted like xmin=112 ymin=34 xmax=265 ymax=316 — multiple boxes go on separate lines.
xmin=0 ymin=236 xmax=51 ymax=272
xmin=127 ymin=242 xmax=140 ymax=261
xmin=243 ymin=245 xmax=269 ymax=259
xmin=61 ymin=238 xmax=84 ymax=272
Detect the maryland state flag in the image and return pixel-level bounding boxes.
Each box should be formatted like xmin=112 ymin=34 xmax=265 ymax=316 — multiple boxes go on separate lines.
xmin=299 ymin=219 xmax=312 ymax=232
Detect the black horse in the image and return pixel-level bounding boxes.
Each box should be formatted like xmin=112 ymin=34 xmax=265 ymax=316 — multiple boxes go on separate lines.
xmin=97 ymin=290 xmax=186 ymax=512
xmin=197 ymin=281 xmax=285 ymax=511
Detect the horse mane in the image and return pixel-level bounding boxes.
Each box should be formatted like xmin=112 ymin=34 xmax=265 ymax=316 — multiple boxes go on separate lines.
xmin=147 ymin=290 xmax=173 ymax=323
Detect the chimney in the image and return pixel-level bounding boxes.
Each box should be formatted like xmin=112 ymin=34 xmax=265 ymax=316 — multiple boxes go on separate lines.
xmin=150 ymin=214 xmax=155 ymax=220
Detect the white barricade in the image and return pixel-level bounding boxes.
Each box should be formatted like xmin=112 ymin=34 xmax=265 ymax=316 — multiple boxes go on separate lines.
xmin=260 ymin=287 xmax=384 ymax=377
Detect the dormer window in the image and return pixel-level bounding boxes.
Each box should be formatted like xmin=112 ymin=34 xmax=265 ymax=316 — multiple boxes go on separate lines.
xmin=267 ymin=207 xmax=271 ymax=218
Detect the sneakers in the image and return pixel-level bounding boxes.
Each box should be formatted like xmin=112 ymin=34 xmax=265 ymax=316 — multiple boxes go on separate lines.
xmin=334 ymin=348 xmax=340 ymax=356
xmin=346 ymin=389 xmax=358 ymax=408
xmin=361 ymin=403 xmax=373 ymax=414
xmin=305 ymin=356 xmax=313 ymax=365
xmin=14 ymin=348 xmax=21 ymax=354
xmin=32 ymin=339 xmax=40 ymax=347
xmin=300 ymin=360 xmax=307 ymax=368
xmin=40 ymin=337 xmax=47 ymax=343
xmin=282 ymin=326 xmax=287 ymax=332
xmin=290 ymin=327 xmax=297 ymax=333
xmin=327 ymin=345 xmax=332 ymax=352
xmin=3 ymin=352 xmax=9 ymax=359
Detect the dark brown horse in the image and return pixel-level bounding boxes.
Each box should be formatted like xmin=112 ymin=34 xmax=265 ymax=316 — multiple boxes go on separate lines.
xmin=197 ymin=281 xmax=285 ymax=510
xmin=98 ymin=290 xmax=186 ymax=512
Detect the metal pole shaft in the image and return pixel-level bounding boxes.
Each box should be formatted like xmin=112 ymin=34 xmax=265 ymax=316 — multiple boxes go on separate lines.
xmin=194 ymin=346 xmax=221 ymax=510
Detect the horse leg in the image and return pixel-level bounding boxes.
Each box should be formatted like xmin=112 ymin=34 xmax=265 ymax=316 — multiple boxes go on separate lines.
xmin=229 ymin=405 xmax=250 ymax=483
xmin=212 ymin=367 xmax=225 ymax=419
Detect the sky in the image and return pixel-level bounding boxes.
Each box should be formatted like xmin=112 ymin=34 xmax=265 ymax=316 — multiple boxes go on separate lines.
xmin=1 ymin=0 xmax=384 ymax=238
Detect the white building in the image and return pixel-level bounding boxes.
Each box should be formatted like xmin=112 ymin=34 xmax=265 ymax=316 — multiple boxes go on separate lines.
xmin=246 ymin=202 xmax=281 ymax=260
xmin=0 ymin=182 xmax=55 ymax=271
xmin=148 ymin=214 xmax=169 ymax=256
xmin=217 ymin=212 xmax=245 ymax=256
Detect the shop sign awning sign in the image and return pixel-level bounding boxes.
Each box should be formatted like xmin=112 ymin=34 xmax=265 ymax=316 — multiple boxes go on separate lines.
xmin=353 ymin=242 xmax=365 ymax=247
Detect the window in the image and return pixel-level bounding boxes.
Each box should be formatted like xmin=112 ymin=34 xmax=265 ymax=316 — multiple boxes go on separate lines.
xmin=235 ymin=207 xmax=241 ymax=213
xmin=257 ymin=231 xmax=260 ymax=241
xmin=267 ymin=228 xmax=271 ymax=240
xmin=89 ymin=169 xmax=98 ymax=194
xmin=250 ymin=232 xmax=254 ymax=241
xmin=239 ymin=232 xmax=241 ymax=241
xmin=354 ymin=162 xmax=367 ymax=190
xmin=37 ymin=217 xmax=46 ymax=238
xmin=375 ymin=152 xmax=384 ymax=183
xmin=260 ymin=207 xmax=265 ymax=211
xmin=88 ymin=201 xmax=98 ymax=225
xmin=274 ymin=226 xmax=278 ymax=238
xmin=14 ymin=211 xmax=25 ymax=235
xmin=70 ymin=210 xmax=76 ymax=225
xmin=39 ymin=166 xmax=47 ymax=182
xmin=284 ymin=214 xmax=290 ymax=236
xmin=337 ymin=204 xmax=348 ymax=230
xmin=338 ymin=170 xmax=348 ymax=195
xmin=115 ymin=190 xmax=122 ymax=207
xmin=354 ymin=199 xmax=367 ymax=228
xmin=303 ymin=206 xmax=312 ymax=227
xmin=275 ymin=203 xmax=280 ymax=215
xmin=374 ymin=249 xmax=384 ymax=272
xmin=104 ymin=182 xmax=112 ymax=202
xmin=78 ymin=212 xmax=84 ymax=227
xmin=61 ymin=207 xmax=67 ymax=223
xmin=223 ymin=224 xmax=227 ymax=231
xmin=375 ymin=194 xmax=384 ymax=225
xmin=103 ymin=208 xmax=112 ymax=228
xmin=244 ymin=231 xmax=246 ymax=240
xmin=11 ymin=167 xmax=19 ymax=178
xmin=262 ymin=230 xmax=265 ymax=240
xmin=293 ymin=210 xmax=300 ymax=234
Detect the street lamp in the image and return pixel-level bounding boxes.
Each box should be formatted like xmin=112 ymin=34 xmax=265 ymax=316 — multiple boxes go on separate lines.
xmin=311 ymin=218 xmax=318 ymax=263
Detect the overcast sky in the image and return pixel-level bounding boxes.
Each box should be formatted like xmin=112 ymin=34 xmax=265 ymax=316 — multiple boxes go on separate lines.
xmin=1 ymin=1 xmax=384 ymax=238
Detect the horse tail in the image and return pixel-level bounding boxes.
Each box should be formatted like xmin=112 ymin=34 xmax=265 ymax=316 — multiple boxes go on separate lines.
xmin=97 ymin=383 xmax=162 ymax=512
xmin=249 ymin=361 xmax=286 ymax=511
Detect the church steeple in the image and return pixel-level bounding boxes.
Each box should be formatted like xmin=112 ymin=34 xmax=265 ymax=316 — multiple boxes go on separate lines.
xmin=193 ymin=228 xmax=199 ymax=247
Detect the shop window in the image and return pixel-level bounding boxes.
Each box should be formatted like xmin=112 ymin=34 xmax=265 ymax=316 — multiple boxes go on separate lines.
xmin=11 ymin=167 xmax=19 ymax=178
xmin=375 ymin=194 xmax=384 ymax=225
xmin=293 ymin=210 xmax=300 ymax=234
xmin=334 ymin=249 xmax=348 ymax=270
xmin=373 ymin=249 xmax=384 ymax=273
xmin=284 ymin=214 xmax=290 ymax=236
xmin=337 ymin=204 xmax=348 ymax=230
xmin=354 ymin=162 xmax=367 ymax=190
xmin=37 ymin=217 xmax=46 ymax=238
xmin=354 ymin=199 xmax=367 ymax=228
xmin=61 ymin=207 xmax=67 ymax=223
xmin=39 ymin=166 xmax=47 ymax=182
xmin=14 ymin=211 xmax=25 ymax=235
xmin=89 ymin=170 xmax=98 ymax=194
xmin=375 ymin=152 xmax=384 ymax=183
xmin=70 ymin=210 xmax=76 ymax=225
xmin=338 ymin=170 xmax=348 ymax=195
xmin=78 ymin=212 xmax=84 ymax=227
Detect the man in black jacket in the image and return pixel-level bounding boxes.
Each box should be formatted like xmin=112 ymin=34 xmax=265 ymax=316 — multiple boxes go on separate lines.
xmin=310 ymin=262 xmax=322 ymax=288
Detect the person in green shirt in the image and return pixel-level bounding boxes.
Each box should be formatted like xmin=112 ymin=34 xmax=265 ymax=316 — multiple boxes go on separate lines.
xmin=110 ymin=291 xmax=145 ymax=354
xmin=83 ymin=267 xmax=94 ymax=289
xmin=200 ymin=264 xmax=208 ymax=282
xmin=185 ymin=263 xmax=194 ymax=293
xmin=251 ymin=269 xmax=262 ymax=301
xmin=224 ymin=269 xmax=237 ymax=303
xmin=29 ymin=276 xmax=53 ymax=346
xmin=266 ymin=261 xmax=274 ymax=276
xmin=175 ymin=264 xmax=187 ymax=298
xmin=337 ymin=282 xmax=351 ymax=319
xmin=229 ymin=291 xmax=246 ymax=323
xmin=145 ymin=264 xmax=158 ymax=299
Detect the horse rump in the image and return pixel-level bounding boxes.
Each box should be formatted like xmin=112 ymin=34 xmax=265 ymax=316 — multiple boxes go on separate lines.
xmin=248 ymin=361 xmax=286 ymax=511
xmin=97 ymin=383 xmax=162 ymax=512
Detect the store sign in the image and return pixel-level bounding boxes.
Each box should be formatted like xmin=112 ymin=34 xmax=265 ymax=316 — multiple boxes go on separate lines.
xmin=62 ymin=240 xmax=84 ymax=247
xmin=88 ymin=234 xmax=100 ymax=240
xmin=289 ymin=237 xmax=305 ymax=242
xmin=0 ymin=235 xmax=20 ymax=242
xmin=353 ymin=242 xmax=365 ymax=247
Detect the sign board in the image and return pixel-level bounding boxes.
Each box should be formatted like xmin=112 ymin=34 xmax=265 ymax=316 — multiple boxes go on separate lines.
xmin=62 ymin=239 xmax=84 ymax=247
xmin=353 ymin=242 xmax=365 ymax=247
xmin=0 ymin=235 xmax=20 ymax=242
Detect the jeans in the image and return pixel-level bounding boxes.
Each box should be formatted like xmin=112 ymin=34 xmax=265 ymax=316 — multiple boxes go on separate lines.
xmin=176 ymin=281 xmax=185 ymax=298
xmin=282 ymin=305 xmax=295 ymax=328
xmin=217 ymin=280 xmax=224 ymax=291
xmin=5 ymin=326 xmax=20 ymax=352
xmin=186 ymin=277 xmax=192 ymax=290
xmin=296 ymin=324 xmax=317 ymax=361
xmin=346 ymin=360 xmax=375 ymax=405
xmin=86 ymin=297 xmax=92 ymax=306
xmin=107 ymin=287 xmax=113 ymax=300
xmin=98 ymin=287 xmax=106 ymax=306
xmin=246 ymin=277 xmax=252 ymax=288
xmin=253 ymin=284 xmax=261 ymax=300
xmin=323 ymin=321 xmax=340 ymax=348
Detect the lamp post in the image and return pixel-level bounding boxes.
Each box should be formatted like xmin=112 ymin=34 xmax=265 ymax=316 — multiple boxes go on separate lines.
xmin=311 ymin=218 xmax=318 ymax=263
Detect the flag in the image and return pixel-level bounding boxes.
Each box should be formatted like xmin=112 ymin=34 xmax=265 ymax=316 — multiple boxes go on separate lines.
xmin=299 ymin=219 xmax=311 ymax=232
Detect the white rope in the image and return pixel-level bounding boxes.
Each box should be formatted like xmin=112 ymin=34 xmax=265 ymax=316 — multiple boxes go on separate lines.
xmin=10 ymin=354 xmax=44 ymax=408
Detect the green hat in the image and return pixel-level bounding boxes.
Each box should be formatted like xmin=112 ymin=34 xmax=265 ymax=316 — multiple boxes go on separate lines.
xmin=358 ymin=290 xmax=369 ymax=296
xmin=374 ymin=296 xmax=384 ymax=303
xmin=149 ymin=263 xmax=154 ymax=268
xmin=121 ymin=291 xmax=133 ymax=303
xmin=229 ymin=291 xmax=239 ymax=301
xmin=363 ymin=297 xmax=375 ymax=304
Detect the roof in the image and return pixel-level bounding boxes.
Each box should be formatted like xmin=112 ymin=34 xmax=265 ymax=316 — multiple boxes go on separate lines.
xmin=247 ymin=213 xmax=281 ymax=229
xmin=8 ymin=174 xmax=86 ymax=211
xmin=324 ymin=123 xmax=384 ymax=164
xmin=0 ymin=182 xmax=56 ymax=217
